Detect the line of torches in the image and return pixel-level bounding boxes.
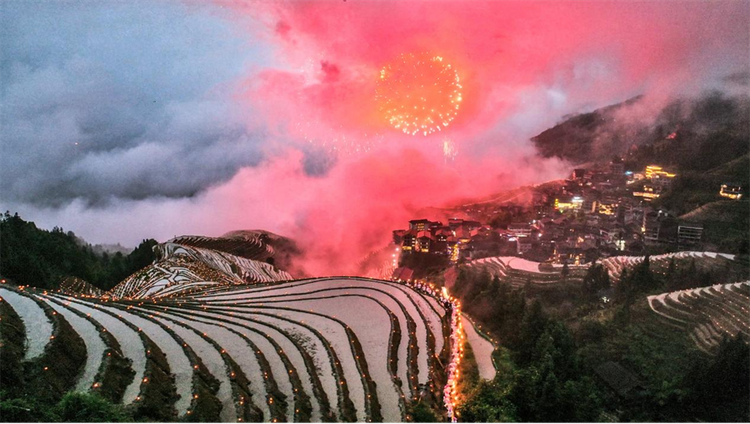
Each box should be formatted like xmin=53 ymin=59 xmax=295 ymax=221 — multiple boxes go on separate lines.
xmin=391 ymin=277 xmax=463 ymax=422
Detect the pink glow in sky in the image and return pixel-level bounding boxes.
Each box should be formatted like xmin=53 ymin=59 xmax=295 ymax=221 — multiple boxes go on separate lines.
xmin=6 ymin=0 xmax=748 ymax=276
xmin=212 ymin=0 xmax=748 ymax=274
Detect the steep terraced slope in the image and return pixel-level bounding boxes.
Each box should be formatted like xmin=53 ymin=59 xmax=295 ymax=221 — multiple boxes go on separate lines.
xmin=647 ymin=281 xmax=749 ymax=354
xmin=108 ymin=243 xmax=292 ymax=300
xmin=463 ymin=251 xmax=738 ymax=287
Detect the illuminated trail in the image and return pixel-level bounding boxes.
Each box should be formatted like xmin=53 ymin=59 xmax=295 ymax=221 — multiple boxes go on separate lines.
xmin=376 ymin=53 xmax=463 ymax=136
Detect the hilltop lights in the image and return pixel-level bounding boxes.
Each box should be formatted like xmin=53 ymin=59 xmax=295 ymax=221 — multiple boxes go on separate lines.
xmin=645 ymin=165 xmax=676 ymax=180
xmin=720 ymin=184 xmax=743 ymax=200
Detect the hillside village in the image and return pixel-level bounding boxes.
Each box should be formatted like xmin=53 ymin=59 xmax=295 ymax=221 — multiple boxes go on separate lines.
xmin=393 ymin=160 xmax=746 ymax=270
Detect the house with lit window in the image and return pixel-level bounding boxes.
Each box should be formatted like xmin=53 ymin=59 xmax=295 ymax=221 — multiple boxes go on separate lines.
xmin=555 ymin=196 xmax=584 ymax=212
xmin=633 ymin=184 xmax=662 ymax=201
xmin=508 ymin=222 xmax=532 ymax=238
xmin=416 ymin=231 xmax=434 ymax=253
xmin=409 ymin=219 xmax=434 ymax=231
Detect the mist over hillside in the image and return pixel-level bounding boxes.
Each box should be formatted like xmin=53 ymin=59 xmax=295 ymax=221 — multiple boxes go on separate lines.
xmin=531 ymin=91 xmax=750 ymax=170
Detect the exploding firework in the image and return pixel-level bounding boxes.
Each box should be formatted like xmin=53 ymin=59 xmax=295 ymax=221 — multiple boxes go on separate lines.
xmin=376 ymin=53 xmax=463 ymax=136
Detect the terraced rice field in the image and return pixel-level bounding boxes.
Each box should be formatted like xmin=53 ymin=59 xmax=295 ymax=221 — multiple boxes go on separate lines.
xmin=464 ymin=256 xmax=588 ymax=286
xmin=109 ymin=243 xmax=292 ymax=300
xmin=170 ymin=234 xmax=273 ymax=261
xmin=460 ymin=315 xmax=496 ymax=381
xmin=465 ymin=251 xmax=737 ymax=287
xmin=600 ymin=251 xmax=736 ymax=282
xmin=647 ymin=281 xmax=749 ymax=354
xmin=0 ymin=277 xmax=457 ymax=422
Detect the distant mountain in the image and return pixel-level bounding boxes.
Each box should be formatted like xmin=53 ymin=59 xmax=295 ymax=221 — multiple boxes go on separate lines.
xmin=532 ymin=96 xmax=644 ymax=164
xmin=531 ymin=92 xmax=750 ymax=171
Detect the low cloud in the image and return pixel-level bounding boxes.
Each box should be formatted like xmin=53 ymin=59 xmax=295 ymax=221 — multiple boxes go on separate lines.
xmin=0 ymin=1 xmax=268 ymax=206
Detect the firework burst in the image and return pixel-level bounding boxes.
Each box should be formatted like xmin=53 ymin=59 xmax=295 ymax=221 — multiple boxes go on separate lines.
xmin=376 ymin=52 xmax=463 ymax=136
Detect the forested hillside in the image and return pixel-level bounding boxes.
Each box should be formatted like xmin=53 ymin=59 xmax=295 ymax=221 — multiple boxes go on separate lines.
xmin=531 ymin=92 xmax=750 ymax=171
xmin=0 ymin=212 xmax=156 ymax=290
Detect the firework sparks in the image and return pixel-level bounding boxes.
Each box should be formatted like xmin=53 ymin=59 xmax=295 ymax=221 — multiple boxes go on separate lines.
xmin=294 ymin=121 xmax=382 ymax=156
xmin=376 ymin=53 xmax=463 ymax=136
xmin=442 ymin=137 xmax=458 ymax=162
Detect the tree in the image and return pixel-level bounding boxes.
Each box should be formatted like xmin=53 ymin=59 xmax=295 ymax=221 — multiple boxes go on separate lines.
xmin=466 ymin=268 xmax=492 ymax=303
xmin=458 ymin=379 xmax=518 ymax=422
xmin=685 ymin=335 xmax=750 ymax=407
xmin=739 ymin=238 xmax=749 ymax=255
xmin=0 ymin=397 xmax=51 ymax=422
xmin=582 ymin=264 xmax=611 ymax=300
xmin=616 ymin=257 xmax=656 ymax=304
xmin=665 ymin=257 xmax=677 ymax=289
xmin=0 ymin=213 xmax=157 ymax=290
xmin=632 ymin=255 xmax=654 ymax=292
xmin=515 ymin=301 xmax=549 ymax=362
xmin=52 ymin=392 xmax=132 ymax=422
xmin=512 ymin=318 xmax=603 ymax=422
xmin=409 ymin=401 xmax=438 ymax=422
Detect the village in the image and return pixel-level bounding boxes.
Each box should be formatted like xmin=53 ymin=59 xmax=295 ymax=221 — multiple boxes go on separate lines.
xmin=392 ymin=160 xmax=744 ymax=268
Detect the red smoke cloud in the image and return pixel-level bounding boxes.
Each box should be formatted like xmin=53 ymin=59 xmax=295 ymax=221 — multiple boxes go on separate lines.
xmin=190 ymin=146 xmax=565 ymax=276
xmin=197 ymin=0 xmax=749 ymax=276
xmin=232 ymin=0 xmax=748 ymax=135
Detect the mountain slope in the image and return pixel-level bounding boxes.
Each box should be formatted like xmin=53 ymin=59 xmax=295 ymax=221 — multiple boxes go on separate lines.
xmin=107 ymin=242 xmax=293 ymax=300
xmin=531 ymin=92 xmax=750 ymax=170
xmin=0 ymin=212 xmax=157 ymax=290
xmin=171 ymin=230 xmax=302 ymax=275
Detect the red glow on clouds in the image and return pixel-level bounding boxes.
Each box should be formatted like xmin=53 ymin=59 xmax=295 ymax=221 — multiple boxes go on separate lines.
xmin=189 ymin=147 xmax=565 ymax=276
xmin=205 ymin=0 xmax=750 ymax=275
xmin=61 ymin=0 xmax=739 ymax=277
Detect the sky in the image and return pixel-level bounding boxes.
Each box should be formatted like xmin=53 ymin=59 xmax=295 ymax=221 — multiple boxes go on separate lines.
xmin=1 ymin=0 xmax=748 ymax=275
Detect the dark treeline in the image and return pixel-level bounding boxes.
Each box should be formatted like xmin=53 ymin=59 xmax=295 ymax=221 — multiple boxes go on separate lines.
xmin=454 ymin=269 xmax=604 ymax=421
xmin=454 ymin=263 xmax=750 ymax=422
xmin=0 ymin=212 xmax=156 ymax=290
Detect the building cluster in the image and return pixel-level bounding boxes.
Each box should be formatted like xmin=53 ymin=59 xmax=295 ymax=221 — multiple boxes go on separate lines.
xmin=393 ymin=218 xmax=490 ymax=262
xmin=538 ymin=161 xmax=709 ymax=262
xmin=393 ymin=160 xmax=720 ymax=266
xmin=630 ymin=165 xmax=676 ymax=201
